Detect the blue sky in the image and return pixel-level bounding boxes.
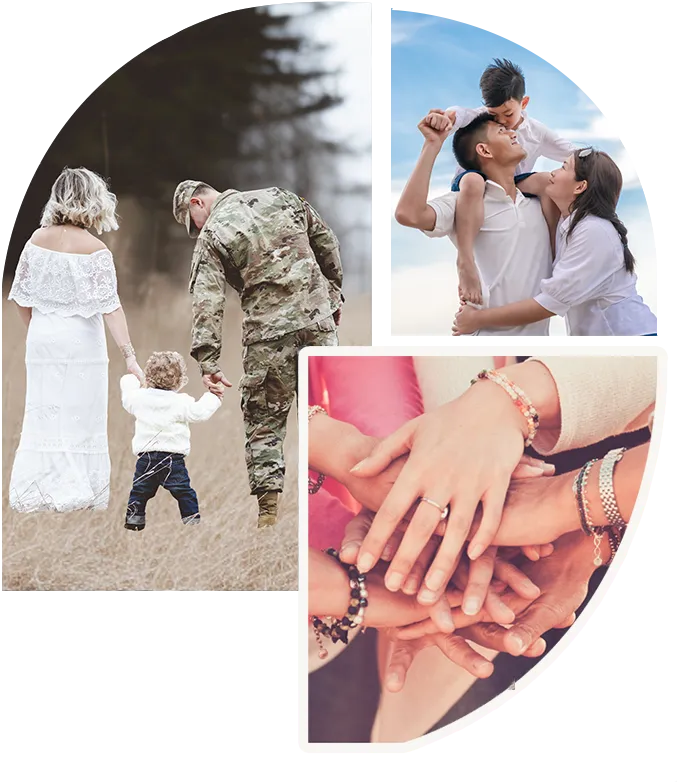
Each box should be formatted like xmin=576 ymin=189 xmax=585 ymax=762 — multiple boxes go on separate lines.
xmin=391 ymin=12 xmax=656 ymax=335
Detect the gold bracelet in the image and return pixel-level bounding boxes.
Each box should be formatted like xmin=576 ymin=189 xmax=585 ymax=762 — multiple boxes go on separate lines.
xmin=120 ymin=342 xmax=136 ymax=360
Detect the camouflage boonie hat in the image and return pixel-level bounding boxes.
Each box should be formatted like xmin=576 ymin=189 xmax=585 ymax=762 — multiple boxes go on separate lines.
xmin=173 ymin=180 xmax=211 ymax=238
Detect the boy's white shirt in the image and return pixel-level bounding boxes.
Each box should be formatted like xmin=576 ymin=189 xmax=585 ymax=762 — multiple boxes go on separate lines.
xmin=120 ymin=374 xmax=221 ymax=456
xmin=447 ymin=107 xmax=575 ymax=173
xmin=422 ymin=183 xmax=552 ymax=336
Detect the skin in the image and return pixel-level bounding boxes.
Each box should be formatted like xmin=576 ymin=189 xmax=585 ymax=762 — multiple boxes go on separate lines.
xmin=452 ymin=154 xmax=589 ymax=335
xmin=349 ymin=361 xmax=561 ymax=596
xmin=384 ymin=530 xmax=603 ymax=692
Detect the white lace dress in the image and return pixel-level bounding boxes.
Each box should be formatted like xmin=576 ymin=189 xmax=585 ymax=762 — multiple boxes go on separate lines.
xmin=8 ymin=241 xmax=121 ymax=512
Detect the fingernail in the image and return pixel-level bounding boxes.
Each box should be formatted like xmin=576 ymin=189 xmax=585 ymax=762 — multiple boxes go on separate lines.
xmin=463 ymin=597 xmax=481 ymax=616
xmin=425 ymin=569 xmax=445 ymax=592
xmin=467 ymin=544 xmax=482 ymax=560
xmin=349 ymin=460 xmax=366 ymax=474
xmin=381 ymin=544 xmax=394 ymax=561
xmin=356 ymin=553 xmax=375 ymax=572
xmin=509 ymin=634 xmax=526 ymax=655
xmin=439 ymin=614 xmax=455 ymax=632
xmin=522 ymin=580 xmax=540 ymax=596
xmin=477 ymin=660 xmax=493 ymax=676
xmin=543 ymin=463 xmax=556 ymax=475
xmin=386 ymin=672 xmax=400 ymax=690
xmin=403 ymin=575 xmax=419 ymax=594
xmin=339 ymin=542 xmax=359 ymax=561
xmin=521 ymin=465 xmax=544 ymax=477
xmin=385 ymin=572 xmax=403 ymax=592
xmin=418 ymin=588 xmax=438 ymax=604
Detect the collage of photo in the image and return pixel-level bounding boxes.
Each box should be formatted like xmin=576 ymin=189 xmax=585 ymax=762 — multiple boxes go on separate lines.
xmin=1 ymin=1 xmax=663 ymax=759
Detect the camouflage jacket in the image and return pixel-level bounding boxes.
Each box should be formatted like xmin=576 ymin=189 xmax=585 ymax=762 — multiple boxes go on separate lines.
xmin=189 ymin=187 xmax=343 ymax=374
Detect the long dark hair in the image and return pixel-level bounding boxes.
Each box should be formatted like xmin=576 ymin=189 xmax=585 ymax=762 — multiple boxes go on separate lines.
xmin=566 ymin=148 xmax=635 ymax=274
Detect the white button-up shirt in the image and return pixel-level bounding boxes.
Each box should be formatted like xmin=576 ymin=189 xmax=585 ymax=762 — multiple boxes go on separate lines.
xmin=423 ymin=182 xmax=552 ymax=335
xmin=534 ymin=214 xmax=657 ymax=336
xmin=448 ymin=107 xmax=575 ymax=174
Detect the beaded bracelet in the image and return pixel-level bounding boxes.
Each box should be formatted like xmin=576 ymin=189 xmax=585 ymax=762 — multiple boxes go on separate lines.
xmin=470 ymin=369 xmax=540 ymax=448
xmin=573 ymin=454 xmax=628 ymax=567
xmin=310 ymin=548 xmax=369 ymax=660
xmin=308 ymin=405 xmax=328 ymax=494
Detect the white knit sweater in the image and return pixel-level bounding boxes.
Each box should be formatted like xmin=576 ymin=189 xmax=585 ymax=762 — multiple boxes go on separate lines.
xmin=120 ymin=375 xmax=221 ymax=456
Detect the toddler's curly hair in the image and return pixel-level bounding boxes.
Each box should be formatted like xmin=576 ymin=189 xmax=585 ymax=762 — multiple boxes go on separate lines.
xmin=143 ymin=351 xmax=188 ymax=391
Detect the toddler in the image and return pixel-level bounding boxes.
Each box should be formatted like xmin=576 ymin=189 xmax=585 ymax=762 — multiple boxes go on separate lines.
xmin=429 ymin=58 xmax=575 ymax=304
xmin=121 ymin=351 xmax=221 ymax=531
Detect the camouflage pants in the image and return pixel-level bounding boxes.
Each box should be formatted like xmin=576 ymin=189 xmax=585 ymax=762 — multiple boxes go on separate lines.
xmin=240 ymin=317 xmax=338 ymax=495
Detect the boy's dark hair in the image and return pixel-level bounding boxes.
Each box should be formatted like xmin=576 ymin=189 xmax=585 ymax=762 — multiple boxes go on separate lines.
xmin=480 ymin=58 xmax=526 ymax=107
xmin=452 ymin=112 xmax=496 ymax=171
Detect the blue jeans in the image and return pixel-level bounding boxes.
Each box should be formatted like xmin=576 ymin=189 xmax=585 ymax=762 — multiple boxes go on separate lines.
xmin=125 ymin=451 xmax=199 ymax=529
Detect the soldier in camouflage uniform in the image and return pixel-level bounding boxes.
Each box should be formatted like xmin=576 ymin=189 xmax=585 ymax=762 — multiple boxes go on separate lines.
xmin=172 ymin=180 xmax=342 ymax=528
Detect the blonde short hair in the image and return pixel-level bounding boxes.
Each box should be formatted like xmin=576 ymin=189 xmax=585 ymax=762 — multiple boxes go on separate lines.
xmin=144 ymin=351 xmax=188 ymax=392
xmin=40 ymin=167 xmax=119 ymax=234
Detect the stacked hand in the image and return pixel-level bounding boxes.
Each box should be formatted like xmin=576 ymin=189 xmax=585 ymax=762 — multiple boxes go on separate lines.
xmin=126 ymin=356 xmax=145 ymax=383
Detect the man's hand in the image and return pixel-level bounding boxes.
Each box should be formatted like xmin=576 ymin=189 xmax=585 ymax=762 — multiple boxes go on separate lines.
xmin=202 ymin=371 xmax=233 ymax=398
xmin=418 ymin=111 xmax=453 ymax=147
xmin=452 ymin=302 xmax=482 ymax=335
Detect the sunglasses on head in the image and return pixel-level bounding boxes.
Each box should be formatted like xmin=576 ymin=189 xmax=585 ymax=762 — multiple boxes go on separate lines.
xmin=578 ymin=147 xmax=593 ymax=158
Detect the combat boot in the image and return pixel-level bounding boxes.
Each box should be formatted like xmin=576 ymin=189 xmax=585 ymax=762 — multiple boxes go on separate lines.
xmin=257 ymin=491 xmax=279 ymax=528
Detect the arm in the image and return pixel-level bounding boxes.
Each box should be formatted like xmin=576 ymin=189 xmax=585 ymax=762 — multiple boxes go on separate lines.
xmin=528 ymin=357 xmax=656 ymax=455
xmin=15 ymin=304 xmax=32 ymax=328
xmin=184 ymin=392 xmax=222 ymax=423
xmin=302 ymin=198 xmax=344 ymax=314
xmin=103 ymin=307 xmax=144 ymax=380
xmin=536 ymin=122 xmax=577 ymax=163
xmin=189 ymin=237 xmax=231 ymax=390
xmin=309 ymin=547 xmax=429 ymax=627
xmin=454 ymin=297 xmax=554 ymax=334
xmin=120 ymin=374 xmax=141 ymax=415
xmin=485 ymin=441 xmax=650 ymax=547
xmin=394 ymin=115 xmax=451 ymax=230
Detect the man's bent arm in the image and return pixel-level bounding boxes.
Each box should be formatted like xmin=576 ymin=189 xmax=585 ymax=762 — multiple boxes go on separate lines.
xmin=395 ymin=140 xmax=442 ymax=231
xmin=189 ymin=238 xmax=227 ymax=375
xmin=303 ymin=198 xmax=344 ymax=311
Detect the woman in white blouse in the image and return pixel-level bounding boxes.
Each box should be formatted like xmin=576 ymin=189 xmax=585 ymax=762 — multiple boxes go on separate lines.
xmin=8 ymin=167 xmax=143 ymax=513
xmin=452 ymin=148 xmax=657 ymax=336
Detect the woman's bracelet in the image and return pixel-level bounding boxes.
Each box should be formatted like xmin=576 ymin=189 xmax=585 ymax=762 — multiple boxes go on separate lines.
xmin=308 ymin=405 xmax=328 ymax=494
xmin=120 ymin=342 xmax=136 ymax=360
xmin=470 ymin=369 xmax=540 ymax=448
xmin=598 ymin=447 xmax=627 ymax=526
xmin=310 ymin=548 xmax=369 ymax=660
xmin=573 ymin=449 xmax=628 ymax=567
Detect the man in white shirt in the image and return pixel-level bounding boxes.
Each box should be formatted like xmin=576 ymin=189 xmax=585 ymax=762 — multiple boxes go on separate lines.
xmin=395 ymin=112 xmax=553 ymax=336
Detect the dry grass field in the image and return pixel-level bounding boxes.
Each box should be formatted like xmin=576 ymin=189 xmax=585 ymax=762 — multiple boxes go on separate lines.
xmin=2 ymin=277 xmax=371 ymax=591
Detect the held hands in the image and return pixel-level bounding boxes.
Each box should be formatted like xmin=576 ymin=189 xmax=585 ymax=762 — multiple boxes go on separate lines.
xmin=452 ymin=302 xmax=481 ymax=336
xmin=126 ymin=356 xmax=145 ymax=383
xmin=202 ymin=371 xmax=233 ymax=398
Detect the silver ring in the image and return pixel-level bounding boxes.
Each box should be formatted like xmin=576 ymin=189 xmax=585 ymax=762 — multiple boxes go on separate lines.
xmin=420 ymin=496 xmax=449 ymax=520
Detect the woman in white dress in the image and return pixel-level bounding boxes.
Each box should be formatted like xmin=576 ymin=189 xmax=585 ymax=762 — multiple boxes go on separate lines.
xmin=453 ymin=148 xmax=658 ymax=336
xmin=8 ymin=167 xmax=144 ymax=513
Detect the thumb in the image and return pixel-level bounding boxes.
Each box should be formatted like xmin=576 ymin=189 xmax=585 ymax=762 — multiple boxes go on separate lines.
xmin=504 ymin=599 xmax=563 ymax=656
xmin=349 ymin=418 xmax=418 ymax=477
